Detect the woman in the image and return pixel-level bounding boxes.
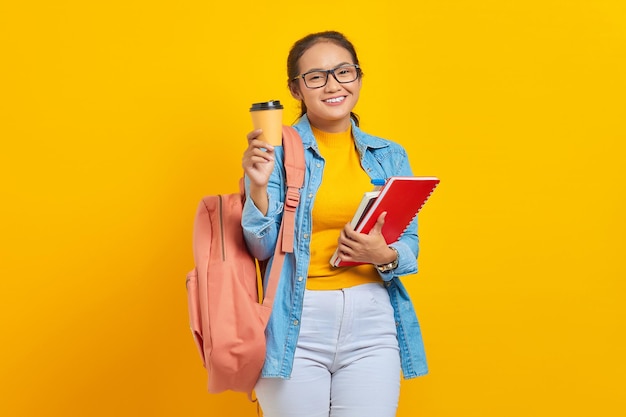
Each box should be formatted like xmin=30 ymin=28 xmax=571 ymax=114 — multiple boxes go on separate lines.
xmin=241 ymin=31 xmax=428 ymax=417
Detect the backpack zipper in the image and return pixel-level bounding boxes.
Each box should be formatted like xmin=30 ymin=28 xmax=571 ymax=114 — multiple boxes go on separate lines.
xmin=218 ymin=195 xmax=226 ymax=261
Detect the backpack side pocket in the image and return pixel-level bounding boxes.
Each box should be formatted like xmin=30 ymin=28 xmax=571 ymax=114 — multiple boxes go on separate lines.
xmin=186 ymin=268 xmax=206 ymax=367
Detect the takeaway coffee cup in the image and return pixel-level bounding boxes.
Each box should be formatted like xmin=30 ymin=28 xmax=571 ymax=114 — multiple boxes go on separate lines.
xmin=250 ymin=100 xmax=284 ymax=146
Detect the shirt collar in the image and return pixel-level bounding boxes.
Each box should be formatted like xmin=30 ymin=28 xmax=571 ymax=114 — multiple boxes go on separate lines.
xmin=292 ymin=114 xmax=390 ymax=154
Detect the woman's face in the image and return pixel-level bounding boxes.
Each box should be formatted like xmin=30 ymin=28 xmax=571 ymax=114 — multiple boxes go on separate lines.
xmin=290 ymin=41 xmax=362 ymax=133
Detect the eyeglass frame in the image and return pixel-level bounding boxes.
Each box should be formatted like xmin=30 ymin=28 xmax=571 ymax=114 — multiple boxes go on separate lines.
xmin=291 ymin=64 xmax=362 ymax=89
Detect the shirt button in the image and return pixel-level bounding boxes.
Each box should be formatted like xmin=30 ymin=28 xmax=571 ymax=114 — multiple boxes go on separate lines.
xmin=316 ymin=163 xmax=321 ymax=168
xmin=298 ymin=276 xmax=303 ymax=282
xmin=293 ymin=320 xmax=299 ymax=326
xmin=308 ymin=193 xmax=313 ymax=198
xmin=303 ymin=233 xmax=309 ymax=239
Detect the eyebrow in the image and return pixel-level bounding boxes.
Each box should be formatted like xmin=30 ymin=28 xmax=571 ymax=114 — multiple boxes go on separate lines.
xmin=303 ymin=62 xmax=353 ymax=73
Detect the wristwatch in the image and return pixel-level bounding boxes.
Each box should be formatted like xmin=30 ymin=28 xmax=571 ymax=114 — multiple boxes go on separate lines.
xmin=375 ymin=247 xmax=399 ymax=272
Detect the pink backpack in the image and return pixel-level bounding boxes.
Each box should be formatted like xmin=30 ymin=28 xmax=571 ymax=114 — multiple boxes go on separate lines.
xmin=186 ymin=126 xmax=305 ymax=395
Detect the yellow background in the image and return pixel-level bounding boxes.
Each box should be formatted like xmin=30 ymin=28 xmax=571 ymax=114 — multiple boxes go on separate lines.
xmin=1 ymin=1 xmax=624 ymax=416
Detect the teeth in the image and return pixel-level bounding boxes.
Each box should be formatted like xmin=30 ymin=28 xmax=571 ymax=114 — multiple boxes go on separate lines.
xmin=325 ymin=97 xmax=345 ymax=103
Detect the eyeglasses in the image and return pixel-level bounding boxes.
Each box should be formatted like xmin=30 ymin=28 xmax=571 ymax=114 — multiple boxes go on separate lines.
xmin=293 ymin=64 xmax=361 ymax=89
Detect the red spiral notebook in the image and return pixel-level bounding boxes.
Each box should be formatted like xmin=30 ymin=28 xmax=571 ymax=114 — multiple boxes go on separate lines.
xmin=330 ymin=176 xmax=440 ymax=267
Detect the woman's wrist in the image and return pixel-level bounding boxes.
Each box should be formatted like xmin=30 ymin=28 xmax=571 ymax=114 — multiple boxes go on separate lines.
xmin=375 ymin=246 xmax=399 ymax=272
xmin=249 ymin=184 xmax=269 ymax=216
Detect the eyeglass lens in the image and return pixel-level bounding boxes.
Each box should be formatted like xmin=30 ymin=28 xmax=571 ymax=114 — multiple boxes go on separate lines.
xmin=303 ymin=65 xmax=359 ymax=88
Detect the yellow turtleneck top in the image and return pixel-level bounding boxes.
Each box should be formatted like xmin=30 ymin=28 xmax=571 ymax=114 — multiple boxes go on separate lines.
xmin=307 ymin=125 xmax=381 ymax=290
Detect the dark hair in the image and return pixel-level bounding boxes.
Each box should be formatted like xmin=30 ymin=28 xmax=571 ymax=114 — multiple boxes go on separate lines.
xmin=287 ymin=31 xmax=362 ymax=126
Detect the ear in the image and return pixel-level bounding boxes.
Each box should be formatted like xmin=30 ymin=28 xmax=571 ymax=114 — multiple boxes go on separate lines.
xmin=289 ymin=81 xmax=302 ymax=100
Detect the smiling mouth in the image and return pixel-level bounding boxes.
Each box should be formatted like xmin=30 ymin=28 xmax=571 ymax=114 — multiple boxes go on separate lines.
xmin=324 ymin=96 xmax=346 ymax=103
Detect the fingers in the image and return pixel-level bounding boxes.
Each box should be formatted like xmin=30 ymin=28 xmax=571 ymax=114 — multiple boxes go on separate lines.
xmin=369 ymin=211 xmax=387 ymax=236
xmin=246 ymin=128 xmax=262 ymax=143
xmin=243 ymin=130 xmax=275 ymax=164
xmin=340 ymin=223 xmax=358 ymax=243
xmin=335 ymin=233 xmax=353 ymax=262
xmin=336 ymin=216 xmax=390 ymax=264
xmin=246 ymin=129 xmax=275 ymax=151
xmin=244 ymin=146 xmax=274 ymax=164
xmin=242 ymin=129 xmax=276 ymax=188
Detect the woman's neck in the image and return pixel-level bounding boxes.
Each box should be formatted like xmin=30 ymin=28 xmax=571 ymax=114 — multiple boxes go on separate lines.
xmin=307 ymin=115 xmax=351 ymax=133
xmin=311 ymin=124 xmax=352 ymax=148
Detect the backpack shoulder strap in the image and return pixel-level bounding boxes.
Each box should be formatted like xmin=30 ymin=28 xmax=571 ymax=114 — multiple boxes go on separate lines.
xmin=280 ymin=125 xmax=305 ymax=253
xmin=261 ymin=125 xmax=305 ymax=310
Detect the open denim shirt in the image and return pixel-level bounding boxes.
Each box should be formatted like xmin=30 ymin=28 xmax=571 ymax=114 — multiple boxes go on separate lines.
xmin=242 ymin=115 xmax=428 ymax=379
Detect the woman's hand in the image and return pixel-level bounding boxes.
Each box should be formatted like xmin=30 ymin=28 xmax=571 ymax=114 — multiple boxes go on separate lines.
xmin=335 ymin=212 xmax=397 ymax=265
xmin=242 ymin=129 xmax=275 ymax=215
xmin=242 ymin=129 xmax=275 ymax=187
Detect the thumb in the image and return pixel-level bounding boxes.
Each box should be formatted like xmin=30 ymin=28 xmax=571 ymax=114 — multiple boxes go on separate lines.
xmin=369 ymin=211 xmax=387 ymax=236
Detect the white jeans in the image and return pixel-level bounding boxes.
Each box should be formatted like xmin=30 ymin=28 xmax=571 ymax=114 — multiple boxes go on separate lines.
xmin=255 ymin=283 xmax=401 ymax=417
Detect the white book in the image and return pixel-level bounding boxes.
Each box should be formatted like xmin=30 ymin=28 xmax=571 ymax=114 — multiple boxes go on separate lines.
xmin=348 ymin=190 xmax=381 ymax=229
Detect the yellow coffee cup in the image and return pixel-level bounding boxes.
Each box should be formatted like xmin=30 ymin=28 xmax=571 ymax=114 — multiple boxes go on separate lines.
xmin=250 ymin=100 xmax=284 ymax=146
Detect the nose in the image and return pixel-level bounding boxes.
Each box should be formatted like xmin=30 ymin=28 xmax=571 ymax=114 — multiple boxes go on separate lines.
xmin=324 ymin=72 xmax=342 ymax=92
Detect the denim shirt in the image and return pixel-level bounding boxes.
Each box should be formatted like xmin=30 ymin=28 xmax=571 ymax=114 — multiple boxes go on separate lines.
xmin=242 ymin=115 xmax=428 ymax=379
